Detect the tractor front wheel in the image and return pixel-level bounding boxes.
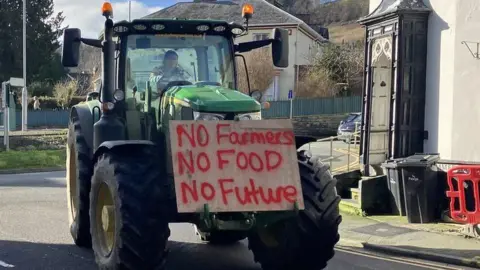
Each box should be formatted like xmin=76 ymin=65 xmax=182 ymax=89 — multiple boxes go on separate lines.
xmin=248 ymin=151 xmax=342 ymax=270
xmin=90 ymin=149 xmax=171 ymax=269
xmin=66 ymin=117 xmax=92 ymax=248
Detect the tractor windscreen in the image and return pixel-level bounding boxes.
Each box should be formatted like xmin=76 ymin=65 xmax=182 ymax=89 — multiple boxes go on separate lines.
xmin=125 ymin=34 xmax=235 ymax=93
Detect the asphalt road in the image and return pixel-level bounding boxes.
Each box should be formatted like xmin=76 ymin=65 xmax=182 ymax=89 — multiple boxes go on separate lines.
xmin=0 ymin=171 xmax=463 ymax=270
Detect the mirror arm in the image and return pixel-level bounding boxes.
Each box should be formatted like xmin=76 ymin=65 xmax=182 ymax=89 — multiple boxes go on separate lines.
xmin=235 ymin=39 xmax=273 ymax=53
xmin=235 ymin=54 xmax=251 ymax=95
xmin=80 ymin=38 xmax=102 ymax=48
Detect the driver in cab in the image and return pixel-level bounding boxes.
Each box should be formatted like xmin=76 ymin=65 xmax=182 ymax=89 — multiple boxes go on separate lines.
xmin=149 ymin=50 xmax=193 ymax=92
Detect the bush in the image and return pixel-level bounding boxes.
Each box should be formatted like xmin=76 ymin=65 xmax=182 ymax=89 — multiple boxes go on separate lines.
xmin=296 ymin=68 xmax=337 ymax=97
xmin=236 ymin=48 xmax=276 ymax=95
xmin=17 ymin=96 xmax=86 ymax=110
xmin=54 ymin=79 xmax=79 ymax=109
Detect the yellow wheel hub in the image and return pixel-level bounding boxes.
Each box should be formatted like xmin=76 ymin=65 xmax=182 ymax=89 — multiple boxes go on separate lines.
xmin=96 ymin=183 xmax=115 ymax=255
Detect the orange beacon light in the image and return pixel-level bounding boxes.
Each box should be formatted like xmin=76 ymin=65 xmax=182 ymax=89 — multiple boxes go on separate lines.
xmin=242 ymin=4 xmax=254 ymax=20
xmin=102 ymin=2 xmax=113 ymax=17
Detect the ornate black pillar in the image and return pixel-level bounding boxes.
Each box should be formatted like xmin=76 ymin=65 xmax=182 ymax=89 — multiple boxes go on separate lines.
xmin=358 ymin=0 xmax=431 ymax=176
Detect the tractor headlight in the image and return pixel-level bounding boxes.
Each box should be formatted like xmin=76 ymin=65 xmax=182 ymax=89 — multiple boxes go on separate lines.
xmin=237 ymin=112 xmax=262 ymax=120
xmin=193 ymin=112 xmax=225 ymax=121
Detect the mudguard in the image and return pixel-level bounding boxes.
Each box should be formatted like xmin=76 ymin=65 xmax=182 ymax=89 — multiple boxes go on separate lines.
xmin=294 ymin=135 xmax=317 ymax=149
xmin=93 ymin=140 xmax=156 ymax=161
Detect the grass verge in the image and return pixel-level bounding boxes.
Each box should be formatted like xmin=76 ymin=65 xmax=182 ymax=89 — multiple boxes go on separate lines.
xmin=0 ymin=149 xmax=66 ymax=170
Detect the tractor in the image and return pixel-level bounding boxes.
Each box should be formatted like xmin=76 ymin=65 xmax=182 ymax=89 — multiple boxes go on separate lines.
xmin=62 ymin=2 xmax=341 ymax=269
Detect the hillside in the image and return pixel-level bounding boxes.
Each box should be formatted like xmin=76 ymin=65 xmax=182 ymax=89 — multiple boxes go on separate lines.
xmin=283 ymin=0 xmax=369 ymax=43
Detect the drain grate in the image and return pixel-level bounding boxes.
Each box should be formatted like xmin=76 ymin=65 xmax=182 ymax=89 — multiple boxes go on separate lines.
xmin=350 ymin=223 xmax=416 ymax=237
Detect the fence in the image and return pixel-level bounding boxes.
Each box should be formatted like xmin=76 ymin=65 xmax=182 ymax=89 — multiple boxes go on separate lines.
xmin=263 ymin=96 xmax=362 ymax=118
xmin=0 ymin=96 xmax=362 ymax=129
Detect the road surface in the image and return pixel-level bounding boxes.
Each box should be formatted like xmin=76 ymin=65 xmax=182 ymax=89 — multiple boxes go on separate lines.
xmin=0 ymin=171 xmax=464 ymax=270
xmin=298 ymin=140 xmax=359 ymax=173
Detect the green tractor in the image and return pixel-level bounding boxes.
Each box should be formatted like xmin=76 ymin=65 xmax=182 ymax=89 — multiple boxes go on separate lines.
xmin=63 ymin=2 xmax=341 ymax=269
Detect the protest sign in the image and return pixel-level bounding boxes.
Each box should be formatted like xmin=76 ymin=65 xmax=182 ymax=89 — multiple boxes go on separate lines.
xmin=169 ymin=119 xmax=304 ymax=213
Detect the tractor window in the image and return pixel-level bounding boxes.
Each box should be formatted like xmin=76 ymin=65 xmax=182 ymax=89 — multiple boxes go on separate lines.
xmin=125 ymin=34 xmax=235 ymax=94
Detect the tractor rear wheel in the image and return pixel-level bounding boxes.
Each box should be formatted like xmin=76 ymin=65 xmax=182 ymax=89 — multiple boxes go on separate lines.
xmin=90 ymin=149 xmax=171 ymax=269
xmin=66 ymin=117 xmax=92 ymax=248
xmin=194 ymin=226 xmax=247 ymax=245
xmin=248 ymin=151 xmax=341 ymax=270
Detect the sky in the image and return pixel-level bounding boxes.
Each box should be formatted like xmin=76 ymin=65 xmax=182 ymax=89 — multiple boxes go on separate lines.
xmin=53 ymin=0 xmax=185 ymax=38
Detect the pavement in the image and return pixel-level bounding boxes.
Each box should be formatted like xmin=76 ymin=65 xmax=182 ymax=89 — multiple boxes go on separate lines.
xmin=339 ymin=213 xmax=480 ymax=269
xmin=0 ymin=171 xmax=476 ymax=270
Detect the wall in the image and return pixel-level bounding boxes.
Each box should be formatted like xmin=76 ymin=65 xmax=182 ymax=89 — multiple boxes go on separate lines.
xmin=423 ymin=0 xmax=457 ymax=160
xmin=449 ymin=0 xmax=480 ymax=161
xmin=291 ymin=114 xmax=347 ymax=137
xmin=422 ymin=0 xmax=480 ymax=162
xmin=369 ymin=0 xmax=382 ymax=13
xmin=368 ymin=0 xmax=480 ymax=162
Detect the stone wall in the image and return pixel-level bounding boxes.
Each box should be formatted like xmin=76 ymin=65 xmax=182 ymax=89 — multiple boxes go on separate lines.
xmin=0 ymin=132 xmax=67 ymax=151
xmin=0 ymin=114 xmax=348 ymax=150
xmin=266 ymin=114 xmax=348 ymax=138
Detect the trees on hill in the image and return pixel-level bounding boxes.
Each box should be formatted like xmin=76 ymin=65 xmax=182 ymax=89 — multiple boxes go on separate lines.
xmin=283 ymin=0 xmax=369 ymax=25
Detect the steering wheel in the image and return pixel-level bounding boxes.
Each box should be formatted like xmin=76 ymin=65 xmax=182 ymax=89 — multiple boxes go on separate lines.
xmin=151 ymin=80 xmax=193 ymax=100
xmin=195 ymin=81 xmax=221 ymax=87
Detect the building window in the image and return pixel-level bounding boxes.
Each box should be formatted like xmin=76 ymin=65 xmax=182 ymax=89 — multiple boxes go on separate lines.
xmin=253 ymin=33 xmax=269 ymax=41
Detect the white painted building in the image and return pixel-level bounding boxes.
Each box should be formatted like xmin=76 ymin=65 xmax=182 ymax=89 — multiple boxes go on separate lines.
xmin=368 ymin=0 xmax=480 ymax=163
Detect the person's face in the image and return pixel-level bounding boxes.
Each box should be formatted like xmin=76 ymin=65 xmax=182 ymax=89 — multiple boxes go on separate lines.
xmin=164 ymin=54 xmax=178 ymax=69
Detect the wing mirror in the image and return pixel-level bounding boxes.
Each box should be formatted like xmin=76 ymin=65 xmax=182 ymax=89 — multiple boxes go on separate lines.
xmin=271 ymin=28 xmax=289 ymax=68
xmin=62 ymin=28 xmax=81 ymax=67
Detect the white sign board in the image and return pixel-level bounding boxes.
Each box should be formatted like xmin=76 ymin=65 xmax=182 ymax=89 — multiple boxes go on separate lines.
xmin=9 ymin=77 xmax=24 ymax=87
xmin=169 ymin=119 xmax=304 ymax=213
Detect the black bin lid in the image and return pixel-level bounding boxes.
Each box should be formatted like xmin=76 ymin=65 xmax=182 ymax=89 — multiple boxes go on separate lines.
xmin=381 ymin=158 xmax=407 ymax=169
xmin=397 ymin=153 xmax=440 ymax=167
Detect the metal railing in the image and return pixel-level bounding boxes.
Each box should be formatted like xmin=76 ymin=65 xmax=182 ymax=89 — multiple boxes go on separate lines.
xmin=303 ymin=122 xmax=361 ymax=174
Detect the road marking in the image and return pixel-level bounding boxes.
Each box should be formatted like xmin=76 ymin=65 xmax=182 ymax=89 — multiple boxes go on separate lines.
xmin=335 ymin=246 xmax=463 ymax=270
xmin=331 ymin=148 xmax=360 ymax=173
xmin=0 ymin=260 xmax=14 ymax=268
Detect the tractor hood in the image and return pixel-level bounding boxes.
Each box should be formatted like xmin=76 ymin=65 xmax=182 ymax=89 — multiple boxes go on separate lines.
xmin=164 ymin=85 xmax=261 ymax=113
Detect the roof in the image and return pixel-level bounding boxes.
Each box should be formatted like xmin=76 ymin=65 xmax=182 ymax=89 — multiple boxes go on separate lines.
xmin=144 ymin=0 xmax=327 ymax=42
xmin=359 ymin=0 xmax=431 ymax=23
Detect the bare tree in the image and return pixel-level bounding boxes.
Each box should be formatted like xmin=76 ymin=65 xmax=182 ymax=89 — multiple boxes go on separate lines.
xmin=236 ymin=48 xmax=276 ymax=94
xmin=296 ymin=41 xmax=364 ymax=97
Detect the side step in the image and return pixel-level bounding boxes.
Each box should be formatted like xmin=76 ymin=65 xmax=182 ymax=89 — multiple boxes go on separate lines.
xmin=339 ymin=198 xmax=365 ymax=217
xmin=339 ymin=174 xmax=389 ymax=216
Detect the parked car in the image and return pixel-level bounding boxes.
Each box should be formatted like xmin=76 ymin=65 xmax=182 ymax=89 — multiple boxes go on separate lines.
xmin=337 ymin=112 xmax=361 ymax=143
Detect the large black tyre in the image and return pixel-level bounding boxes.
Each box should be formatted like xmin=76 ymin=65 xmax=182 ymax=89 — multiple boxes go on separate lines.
xmin=194 ymin=226 xmax=247 ymax=245
xmin=66 ymin=116 xmax=92 ymax=248
xmin=248 ymin=151 xmax=342 ymax=270
xmin=90 ymin=149 xmax=171 ymax=269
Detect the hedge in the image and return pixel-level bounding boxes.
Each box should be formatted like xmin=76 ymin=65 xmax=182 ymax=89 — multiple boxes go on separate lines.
xmin=12 ymin=96 xmax=86 ymax=110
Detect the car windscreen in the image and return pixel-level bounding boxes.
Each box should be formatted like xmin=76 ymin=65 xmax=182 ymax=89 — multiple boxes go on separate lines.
xmin=344 ymin=114 xmax=358 ymax=122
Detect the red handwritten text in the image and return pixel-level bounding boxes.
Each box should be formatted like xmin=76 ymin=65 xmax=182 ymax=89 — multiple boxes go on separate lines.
xmin=180 ymin=179 xmax=298 ymax=205
xmin=216 ymin=123 xmax=294 ymax=146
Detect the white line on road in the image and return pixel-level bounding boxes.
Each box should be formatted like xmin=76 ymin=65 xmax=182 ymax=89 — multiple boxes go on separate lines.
xmin=0 ymin=260 xmax=14 ymax=268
